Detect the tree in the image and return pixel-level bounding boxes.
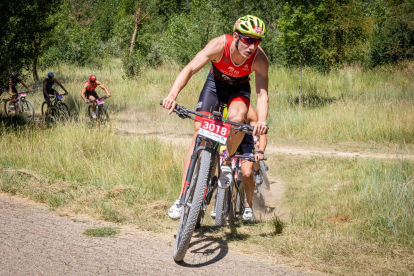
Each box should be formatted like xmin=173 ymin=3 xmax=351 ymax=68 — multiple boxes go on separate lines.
xmin=0 ymin=0 xmax=61 ymax=83
xmin=369 ymin=0 xmax=414 ymax=66
xmin=277 ymin=3 xmax=322 ymax=108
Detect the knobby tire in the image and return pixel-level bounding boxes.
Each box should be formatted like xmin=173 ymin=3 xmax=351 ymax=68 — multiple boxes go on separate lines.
xmin=215 ymin=187 xmax=228 ymax=226
xmin=4 ymin=100 xmax=16 ymax=116
xmin=56 ymin=102 xmax=70 ymax=121
xmin=98 ymin=106 xmax=109 ymax=123
xmin=259 ymin=161 xmax=270 ymax=190
xmin=20 ymin=100 xmax=35 ymax=122
xmin=236 ymin=180 xmax=246 ymax=217
xmin=173 ymin=150 xmax=211 ymax=262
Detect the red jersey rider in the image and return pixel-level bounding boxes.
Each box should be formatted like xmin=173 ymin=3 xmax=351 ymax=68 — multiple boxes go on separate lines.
xmin=162 ymin=15 xmax=269 ymax=221
xmin=81 ymin=75 xmax=111 ymax=119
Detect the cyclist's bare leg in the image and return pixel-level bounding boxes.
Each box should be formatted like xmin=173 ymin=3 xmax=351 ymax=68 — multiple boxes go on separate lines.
xmin=224 ymin=101 xmax=248 ymax=162
xmin=241 ymin=160 xmax=254 ymax=208
xmin=88 ymin=95 xmax=97 ymax=113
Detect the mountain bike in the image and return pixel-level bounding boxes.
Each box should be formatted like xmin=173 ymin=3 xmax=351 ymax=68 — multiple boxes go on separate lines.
xmin=215 ymin=154 xmax=267 ymax=226
xmin=3 ymin=91 xmax=35 ymax=122
xmin=88 ymin=96 xmax=109 ymax=124
xmin=214 ymin=154 xmax=246 ymax=226
xmin=41 ymin=91 xmax=70 ymax=123
xmin=161 ymin=101 xmax=255 ymax=262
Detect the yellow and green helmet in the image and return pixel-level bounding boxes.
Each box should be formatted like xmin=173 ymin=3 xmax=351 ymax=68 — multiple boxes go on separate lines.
xmin=233 ymin=15 xmax=266 ymax=38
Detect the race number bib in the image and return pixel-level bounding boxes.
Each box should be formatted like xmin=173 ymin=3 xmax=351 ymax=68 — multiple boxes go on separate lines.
xmin=19 ymin=93 xmax=26 ymax=97
xmin=199 ymin=117 xmax=230 ymax=144
xmin=57 ymin=94 xmax=63 ymax=100
xmin=96 ymin=98 xmax=104 ymax=105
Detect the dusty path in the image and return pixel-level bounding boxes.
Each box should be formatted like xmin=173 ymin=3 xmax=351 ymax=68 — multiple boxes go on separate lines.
xmin=114 ymin=126 xmax=414 ymax=160
xmin=0 ymin=193 xmax=312 ymax=276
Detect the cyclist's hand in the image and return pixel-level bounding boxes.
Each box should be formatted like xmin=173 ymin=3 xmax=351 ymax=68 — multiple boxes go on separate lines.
xmin=63 ymin=91 xmax=68 ymax=96
xmin=255 ymin=151 xmax=264 ymax=162
xmin=107 ymin=94 xmax=111 ymax=98
xmin=253 ymin=121 xmax=268 ymax=136
xmin=162 ymin=96 xmax=177 ymax=115
xmin=27 ymin=89 xmax=31 ymax=93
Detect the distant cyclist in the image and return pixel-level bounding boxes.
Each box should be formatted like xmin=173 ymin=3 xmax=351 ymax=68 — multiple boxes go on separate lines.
xmin=6 ymin=72 xmax=31 ymax=108
xmin=43 ymin=72 xmax=69 ymax=109
xmin=81 ymin=75 xmax=111 ymax=119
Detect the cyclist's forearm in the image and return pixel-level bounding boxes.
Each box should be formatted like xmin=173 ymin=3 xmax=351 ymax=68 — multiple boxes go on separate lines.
xmin=21 ymin=82 xmax=29 ymax=91
xmin=258 ymin=135 xmax=267 ymax=152
xmin=256 ymin=91 xmax=268 ymax=123
xmin=169 ymin=68 xmax=193 ymax=99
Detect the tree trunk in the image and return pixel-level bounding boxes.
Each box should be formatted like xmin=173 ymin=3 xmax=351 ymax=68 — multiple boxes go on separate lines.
xmin=32 ymin=38 xmax=39 ymax=82
xmin=299 ymin=47 xmax=302 ymax=109
xmin=129 ymin=9 xmax=141 ymax=58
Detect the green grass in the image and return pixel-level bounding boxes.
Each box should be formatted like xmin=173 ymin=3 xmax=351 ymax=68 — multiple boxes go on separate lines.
xmin=83 ymin=227 xmax=120 ymax=237
xmin=0 ymin=122 xmax=183 ymax=230
xmin=16 ymin=59 xmax=414 ymax=147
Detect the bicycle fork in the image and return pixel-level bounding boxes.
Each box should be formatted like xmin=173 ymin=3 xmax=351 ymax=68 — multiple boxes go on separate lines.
xmin=179 ymin=136 xmax=217 ymax=208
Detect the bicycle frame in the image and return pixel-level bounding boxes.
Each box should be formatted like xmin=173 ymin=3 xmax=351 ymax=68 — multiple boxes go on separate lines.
xmin=180 ymin=135 xmax=219 ymax=209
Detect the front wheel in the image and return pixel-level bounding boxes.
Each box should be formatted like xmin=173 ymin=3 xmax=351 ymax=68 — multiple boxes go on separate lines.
xmin=19 ymin=100 xmax=35 ymax=122
xmin=97 ymin=106 xmax=109 ymax=124
xmin=259 ymin=161 xmax=270 ymax=190
xmin=55 ymin=102 xmax=70 ymax=121
xmin=173 ymin=149 xmax=212 ymax=262
xmin=215 ymin=187 xmax=228 ymax=226
xmin=236 ymin=180 xmax=245 ymax=217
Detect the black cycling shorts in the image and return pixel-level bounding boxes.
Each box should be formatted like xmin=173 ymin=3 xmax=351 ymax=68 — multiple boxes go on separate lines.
xmin=85 ymin=90 xmax=99 ymax=100
xmin=44 ymin=89 xmax=57 ymax=100
xmin=195 ymin=72 xmax=250 ymax=120
xmin=237 ymin=133 xmax=255 ymax=158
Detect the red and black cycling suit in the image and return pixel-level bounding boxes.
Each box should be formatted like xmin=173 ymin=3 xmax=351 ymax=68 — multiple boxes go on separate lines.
xmin=195 ymin=34 xmax=258 ymax=121
xmin=84 ymin=81 xmax=99 ymax=99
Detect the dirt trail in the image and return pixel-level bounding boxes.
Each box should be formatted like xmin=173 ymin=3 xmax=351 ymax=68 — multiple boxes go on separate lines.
xmin=0 ymin=193 xmax=313 ymax=276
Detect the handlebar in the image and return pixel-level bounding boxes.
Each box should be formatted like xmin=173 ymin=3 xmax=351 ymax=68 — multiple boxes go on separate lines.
xmin=223 ymin=153 xmax=267 ymax=162
xmin=88 ymin=95 xmax=108 ymax=104
xmin=160 ymin=100 xmax=256 ymax=135
xmin=160 ymin=100 xmax=269 ymax=135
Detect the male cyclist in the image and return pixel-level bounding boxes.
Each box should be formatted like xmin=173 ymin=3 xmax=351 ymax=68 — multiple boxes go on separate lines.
xmin=43 ymin=72 xmax=69 ymax=110
xmin=7 ymin=72 xmax=31 ymax=108
xmin=162 ymin=15 xmax=269 ymax=220
xmin=80 ymin=75 xmax=111 ymax=119
xmin=237 ymin=106 xmax=267 ymax=220
xmin=211 ymin=105 xmax=267 ymax=221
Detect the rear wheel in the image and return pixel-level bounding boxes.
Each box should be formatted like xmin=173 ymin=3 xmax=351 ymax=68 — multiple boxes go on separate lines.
xmin=173 ymin=149 xmax=212 ymax=262
xmin=4 ymin=99 xmax=17 ymax=116
xmin=42 ymin=102 xmax=55 ymax=123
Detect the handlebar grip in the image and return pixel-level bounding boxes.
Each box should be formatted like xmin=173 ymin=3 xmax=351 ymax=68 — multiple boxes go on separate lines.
xmin=160 ymin=100 xmax=163 ymax=105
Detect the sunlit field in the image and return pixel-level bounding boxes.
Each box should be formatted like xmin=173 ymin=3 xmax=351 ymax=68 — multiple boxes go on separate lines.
xmin=0 ymin=60 xmax=413 ymax=274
